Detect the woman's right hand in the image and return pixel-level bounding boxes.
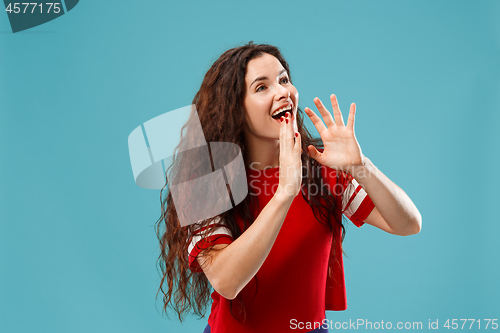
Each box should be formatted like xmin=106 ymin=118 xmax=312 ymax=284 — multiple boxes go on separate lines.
xmin=199 ymin=112 xmax=303 ymax=299
xmin=276 ymin=111 xmax=302 ymax=199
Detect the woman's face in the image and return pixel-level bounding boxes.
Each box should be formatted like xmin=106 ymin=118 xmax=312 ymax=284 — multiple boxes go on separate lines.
xmin=242 ymin=53 xmax=299 ymax=141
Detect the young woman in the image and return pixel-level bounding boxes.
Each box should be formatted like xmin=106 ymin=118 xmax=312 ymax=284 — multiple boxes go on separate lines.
xmin=156 ymin=42 xmax=422 ymax=333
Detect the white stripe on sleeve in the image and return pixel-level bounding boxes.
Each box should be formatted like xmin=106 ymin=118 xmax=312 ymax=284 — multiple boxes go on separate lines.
xmin=342 ymin=177 xmax=368 ymax=219
xmin=187 ymin=216 xmax=232 ymax=255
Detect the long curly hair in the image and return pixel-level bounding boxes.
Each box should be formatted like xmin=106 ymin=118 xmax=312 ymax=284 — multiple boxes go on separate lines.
xmin=155 ymin=42 xmax=347 ymax=323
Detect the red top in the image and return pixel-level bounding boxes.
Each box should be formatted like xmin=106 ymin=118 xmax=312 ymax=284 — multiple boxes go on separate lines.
xmin=187 ymin=165 xmax=375 ymax=333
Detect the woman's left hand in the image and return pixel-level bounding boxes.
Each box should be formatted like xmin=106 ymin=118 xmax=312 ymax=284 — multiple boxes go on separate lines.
xmin=304 ymin=94 xmax=365 ymax=171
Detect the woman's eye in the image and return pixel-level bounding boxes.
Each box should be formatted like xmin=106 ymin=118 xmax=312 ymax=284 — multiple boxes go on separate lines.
xmin=256 ymin=78 xmax=288 ymax=92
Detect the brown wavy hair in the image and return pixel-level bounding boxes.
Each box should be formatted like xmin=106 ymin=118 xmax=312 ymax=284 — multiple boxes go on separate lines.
xmin=155 ymin=42 xmax=347 ymax=323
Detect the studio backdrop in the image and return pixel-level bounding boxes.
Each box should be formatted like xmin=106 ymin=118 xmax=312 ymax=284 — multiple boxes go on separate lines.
xmin=1 ymin=1 xmax=499 ymax=332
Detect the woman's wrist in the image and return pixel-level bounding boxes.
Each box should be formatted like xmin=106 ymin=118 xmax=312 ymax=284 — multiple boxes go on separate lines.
xmin=345 ymin=155 xmax=372 ymax=179
xmin=274 ymin=185 xmax=297 ymax=204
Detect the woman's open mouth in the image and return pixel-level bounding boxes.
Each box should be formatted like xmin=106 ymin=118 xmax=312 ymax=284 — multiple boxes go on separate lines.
xmin=271 ymin=105 xmax=294 ymax=123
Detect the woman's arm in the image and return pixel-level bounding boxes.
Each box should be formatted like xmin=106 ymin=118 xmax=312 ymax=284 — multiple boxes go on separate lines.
xmin=348 ymin=157 xmax=422 ymax=236
xmin=198 ymin=192 xmax=294 ymax=300
xmin=198 ymin=112 xmax=302 ymax=300
xmin=303 ymin=94 xmax=421 ymax=236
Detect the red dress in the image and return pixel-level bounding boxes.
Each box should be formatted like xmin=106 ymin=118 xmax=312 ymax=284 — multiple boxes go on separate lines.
xmin=187 ymin=165 xmax=375 ymax=333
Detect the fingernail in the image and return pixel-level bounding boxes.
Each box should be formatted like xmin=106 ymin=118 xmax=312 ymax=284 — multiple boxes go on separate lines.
xmin=286 ymin=112 xmax=290 ymax=118
xmin=286 ymin=119 xmax=288 ymax=124
xmin=295 ymin=132 xmax=298 ymax=137
xmin=280 ymin=116 xmax=284 ymax=122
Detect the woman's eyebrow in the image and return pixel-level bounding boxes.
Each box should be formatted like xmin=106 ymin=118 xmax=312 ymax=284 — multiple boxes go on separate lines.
xmin=249 ymin=69 xmax=287 ymax=88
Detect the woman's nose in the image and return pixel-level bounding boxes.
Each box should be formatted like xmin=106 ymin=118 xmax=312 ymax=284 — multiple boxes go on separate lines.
xmin=275 ymin=85 xmax=290 ymax=101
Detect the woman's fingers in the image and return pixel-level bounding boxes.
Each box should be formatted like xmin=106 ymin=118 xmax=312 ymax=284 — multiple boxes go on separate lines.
xmin=313 ymin=97 xmax=335 ymax=127
xmin=278 ymin=112 xmax=302 ymax=198
xmin=294 ymin=131 xmax=301 ymax=155
xmin=330 ymin=94 xmax=345 ymax=127
xmin=304 ymin=107 xmax=327 ymax=133
xmin=280 ymin=112 xmax=293 ymax=155
xmin=279 ymin=115 xmax=286 ymax=154
xmin=346 ymin=103 xmax=356 ymax=130
xmin=286 ymin=112 xmax=293 ymax=145
xmin=280 ymin=111 xmax=301 ymax=159
xmin=305 ymin=95 xmax=350 ymax=132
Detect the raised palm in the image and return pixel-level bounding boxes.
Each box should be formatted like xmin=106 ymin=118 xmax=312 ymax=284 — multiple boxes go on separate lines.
xmin=304 ymin=94 xmax=364 ymax=171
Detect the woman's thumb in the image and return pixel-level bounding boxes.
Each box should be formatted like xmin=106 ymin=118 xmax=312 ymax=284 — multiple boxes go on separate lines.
xmin=307 ymin=145 xmax=321 ymax=160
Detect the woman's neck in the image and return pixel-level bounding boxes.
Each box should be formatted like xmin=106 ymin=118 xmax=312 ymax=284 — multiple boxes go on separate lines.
xmin=244 ymin=135 xmax=280 ymax=170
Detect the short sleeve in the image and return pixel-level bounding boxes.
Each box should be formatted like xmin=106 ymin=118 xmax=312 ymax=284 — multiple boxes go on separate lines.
xmin=338 ymin=171 xmax=375 ymax=227
xmin=187 ymin=216 xmax=234 ymax=273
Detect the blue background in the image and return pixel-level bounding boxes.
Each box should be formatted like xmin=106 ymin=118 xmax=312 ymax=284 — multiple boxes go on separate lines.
xmin=1 ymin=1 xmax=499 ymax=332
